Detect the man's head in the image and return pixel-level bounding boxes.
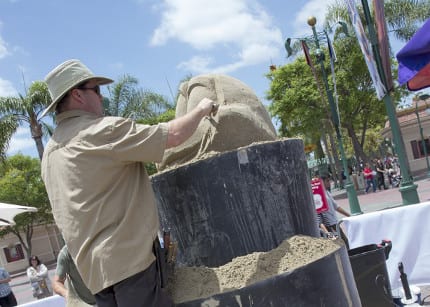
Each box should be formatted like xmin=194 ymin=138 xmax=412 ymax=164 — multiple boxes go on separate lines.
xmin=320 ymin=174 xmax=331 ymax=190
xmin=41 ymin=59 xmax=113 ymax=118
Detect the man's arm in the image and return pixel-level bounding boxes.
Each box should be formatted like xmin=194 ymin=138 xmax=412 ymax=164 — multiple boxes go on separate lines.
xmin=52 ymin=274 xmax=68 ymax=298
xmin=336 ymin=206 xmax=350 ymax=217
xmin=166 ymin=98 xmax=215 ymax=148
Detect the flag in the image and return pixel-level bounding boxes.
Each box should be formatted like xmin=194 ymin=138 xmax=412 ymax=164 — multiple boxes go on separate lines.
xmin=301 ymin=40 xmax=327 ymax=107
xmin=327 ymin=35 xmax=337 ymax=62
xmin=373 ymin=0 xmax=393 ymax=91
xmin=301 ymin=40 xmax=312 ymax=66
xmin=344 ymin=0 xmax=386 ymax=100
xmin=396 ymin=18 xmax=430 ymax=91
xmin=326 ymin=34 xmax=340 ymax=122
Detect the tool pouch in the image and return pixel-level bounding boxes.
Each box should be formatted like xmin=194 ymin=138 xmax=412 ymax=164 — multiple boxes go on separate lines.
xmin=153 ymin=237 xmax=168 ymax=288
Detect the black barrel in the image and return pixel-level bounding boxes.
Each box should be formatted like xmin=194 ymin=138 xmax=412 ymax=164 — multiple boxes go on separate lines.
xmin=151 ymin=139 xmax=319 ymax=267
xmin=176 ymin=244 xmax=361 ymax=307
xmin=348 ymin=244 xmax=393 ymax=307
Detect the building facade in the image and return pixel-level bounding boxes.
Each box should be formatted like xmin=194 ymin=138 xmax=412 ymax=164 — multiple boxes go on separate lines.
xmin=381 ymin=96 xmax=430 ymax=176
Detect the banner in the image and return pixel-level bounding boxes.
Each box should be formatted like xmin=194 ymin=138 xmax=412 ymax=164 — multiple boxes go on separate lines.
xmin=344 ymin=0 xmax=386 ymax=100
xmin=301 ymin=40 xmax=327 ymax=103
xmin=326 ymin=34 xmax=340 ymax=120
xmin=373 ymin=0 xmax=393 ymax=91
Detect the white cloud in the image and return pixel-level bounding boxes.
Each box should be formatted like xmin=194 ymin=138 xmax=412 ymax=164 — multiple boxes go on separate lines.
xmin=6 ymin=126 xmax=35 ymax=156
xmin=151 ymin=0 xmax=282 ymax=74
xmin=292 ymin=0 xmax=337 ymax=37
xmin=0 ymin=36 xmax=9 ymax=59
xmin=0 ymin=78 xmax=17 ymax=96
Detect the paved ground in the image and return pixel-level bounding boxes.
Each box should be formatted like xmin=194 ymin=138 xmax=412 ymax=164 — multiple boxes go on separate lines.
xmin=8 ymin=176 xmax=430 ymax=305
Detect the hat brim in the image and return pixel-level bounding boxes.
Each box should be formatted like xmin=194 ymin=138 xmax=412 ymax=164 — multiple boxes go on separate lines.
xmin=40 ymin=76 xmax=113 ymax=118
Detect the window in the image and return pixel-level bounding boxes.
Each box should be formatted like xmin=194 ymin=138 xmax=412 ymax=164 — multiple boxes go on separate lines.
xmin=411 ymin=138 xmax=430 ymax=159
xmin=3 ymin=244 xmax=25 ymax=262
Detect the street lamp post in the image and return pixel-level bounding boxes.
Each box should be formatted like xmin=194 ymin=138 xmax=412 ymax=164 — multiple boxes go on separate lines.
xmin=414 ymin=101 xmax=430 ymax=178
xmin=307 ymin=17 xmax=363 ymax=215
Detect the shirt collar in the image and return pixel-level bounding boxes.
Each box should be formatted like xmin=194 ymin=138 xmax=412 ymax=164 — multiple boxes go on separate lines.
xmin=56 ymin=110 xmax=102 ymax=124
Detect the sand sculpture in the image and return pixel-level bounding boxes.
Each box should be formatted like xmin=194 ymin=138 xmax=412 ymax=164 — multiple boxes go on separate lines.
xmin=158 ymin=74 xmax=277 ymax=170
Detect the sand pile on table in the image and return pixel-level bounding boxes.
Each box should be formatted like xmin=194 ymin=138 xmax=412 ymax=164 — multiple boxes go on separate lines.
xmin=168 ymin=235 xmax=342 ymax=304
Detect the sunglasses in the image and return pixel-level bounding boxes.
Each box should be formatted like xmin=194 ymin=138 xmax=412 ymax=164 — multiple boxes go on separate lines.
xmin=77 ymin=85 xmax=101 ymax=95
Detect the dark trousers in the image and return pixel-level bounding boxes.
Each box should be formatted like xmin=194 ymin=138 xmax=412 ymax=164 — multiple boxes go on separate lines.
xmin=0 ymin=292 xmax=17 ymax=307
xmin=95 ymin=261 xmax=173 ymax=307
xmin=378 ymin=174 xmax=387 ymax=190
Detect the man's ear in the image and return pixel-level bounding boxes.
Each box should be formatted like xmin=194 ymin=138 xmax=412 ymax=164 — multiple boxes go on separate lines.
xmin=70 ymin=89 xmax=83 ymax=103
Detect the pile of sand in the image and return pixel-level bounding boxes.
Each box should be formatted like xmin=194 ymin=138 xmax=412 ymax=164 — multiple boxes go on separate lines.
xmin=168 ymin=235 xmax=342 ymax=304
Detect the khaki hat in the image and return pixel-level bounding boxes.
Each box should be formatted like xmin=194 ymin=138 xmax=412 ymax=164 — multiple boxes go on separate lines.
xmin=41 ymin=59 xmax=113 ymax=118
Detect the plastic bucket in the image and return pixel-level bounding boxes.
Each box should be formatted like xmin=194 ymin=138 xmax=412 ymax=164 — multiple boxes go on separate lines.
xmin=348 ymin=243 xmax=393 ymax=307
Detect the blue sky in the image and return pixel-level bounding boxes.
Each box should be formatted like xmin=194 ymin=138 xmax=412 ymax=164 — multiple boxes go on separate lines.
xmin=0 ymin=0 xmax=416 ymax=158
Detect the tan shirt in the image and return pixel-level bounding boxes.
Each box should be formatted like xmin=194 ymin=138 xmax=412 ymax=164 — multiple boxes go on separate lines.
xmin=41 ymin=110 xmax=168 ymax=294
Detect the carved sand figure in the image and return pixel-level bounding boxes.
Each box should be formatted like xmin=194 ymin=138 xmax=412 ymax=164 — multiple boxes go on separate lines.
xmin=158 ymin=74 xmax=277 ymax=170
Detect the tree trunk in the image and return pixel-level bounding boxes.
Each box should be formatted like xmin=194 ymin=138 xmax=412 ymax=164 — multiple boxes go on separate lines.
xmin=30 ymin=117 xmax=44 ymax=160
xmin=346 ymin=121 xmax=369 ymax=166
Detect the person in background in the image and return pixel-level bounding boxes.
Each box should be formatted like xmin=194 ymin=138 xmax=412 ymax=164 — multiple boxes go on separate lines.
xmin=363 ymin=163 xmax=377 ymax=193
xmin=0 ymin=267 xmax=17 ymax=307
xmin=41 ymin=59 xmax=218 ymax=307
xmin=317 ymin=174 xmax=351 ymax=247
xmin=52 ymin=245 xmax=96 ymax=306
xmin=375 ymin=158 xmax=388 ymax=190
xmin=26 ymin=255 xmax=52 ymax=299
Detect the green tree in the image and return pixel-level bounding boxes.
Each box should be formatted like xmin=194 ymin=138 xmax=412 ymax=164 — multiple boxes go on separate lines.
xmin=0 ymin=81 xmax=53 ymax=160
xmin=0 ymin=154 xmax=54 ymax=257
xmin=269 ymin=0 xmax=428 ymax=171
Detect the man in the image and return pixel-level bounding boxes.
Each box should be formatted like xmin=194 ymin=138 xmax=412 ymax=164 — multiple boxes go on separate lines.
xmin=41 ymin=59 xmax=217 ymax=307
xmin=317 ymin=174 xmax=351 ymax=246
xmin=375 ymin=158 xmax=388 ymax=190
xmin=52 ymin=245 xmax=96 ymax=306
xmin=0 ymin=267 xmax=17 ymax=307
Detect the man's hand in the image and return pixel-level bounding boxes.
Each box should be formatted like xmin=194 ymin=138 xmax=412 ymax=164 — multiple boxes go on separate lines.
xmin=166 ymin=97 xmax=217 ymax=148
xmin=52 ymin=275 xmax=68 ymax=298
xmin=196 ymin=98 xmax=218 ymax=117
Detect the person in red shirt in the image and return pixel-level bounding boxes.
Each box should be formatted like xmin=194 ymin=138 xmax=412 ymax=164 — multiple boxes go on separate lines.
xmin=363 ymin=163 xmax=376 ymax=193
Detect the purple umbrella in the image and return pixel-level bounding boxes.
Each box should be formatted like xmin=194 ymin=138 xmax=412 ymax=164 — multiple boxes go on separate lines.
xmin=397 ymin=18 xmax=430 ymax=91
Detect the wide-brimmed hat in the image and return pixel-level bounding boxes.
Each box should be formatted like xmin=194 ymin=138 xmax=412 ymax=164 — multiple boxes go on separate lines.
xmin=41 ymin=59 xmax=113 ymax=118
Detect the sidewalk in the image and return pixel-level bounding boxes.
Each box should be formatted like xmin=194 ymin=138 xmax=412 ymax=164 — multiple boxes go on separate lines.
xmin=333 ymin=176 xmax=430 ymax=212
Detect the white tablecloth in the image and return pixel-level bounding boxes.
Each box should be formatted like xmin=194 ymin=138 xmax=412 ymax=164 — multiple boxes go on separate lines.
xmin=342 ymin=202 xmax=430 ymax=290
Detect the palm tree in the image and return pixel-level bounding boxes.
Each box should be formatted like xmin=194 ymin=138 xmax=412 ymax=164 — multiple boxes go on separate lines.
xmin=325 ymin=0 xmax=429 ymax=42
xmin=104 ymin=74 xmax=174 ymax=120
xmin=0 ymin=81 xmax=52 ymax=160
xmin=384 ymin=0 xmax=430 ymax=41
